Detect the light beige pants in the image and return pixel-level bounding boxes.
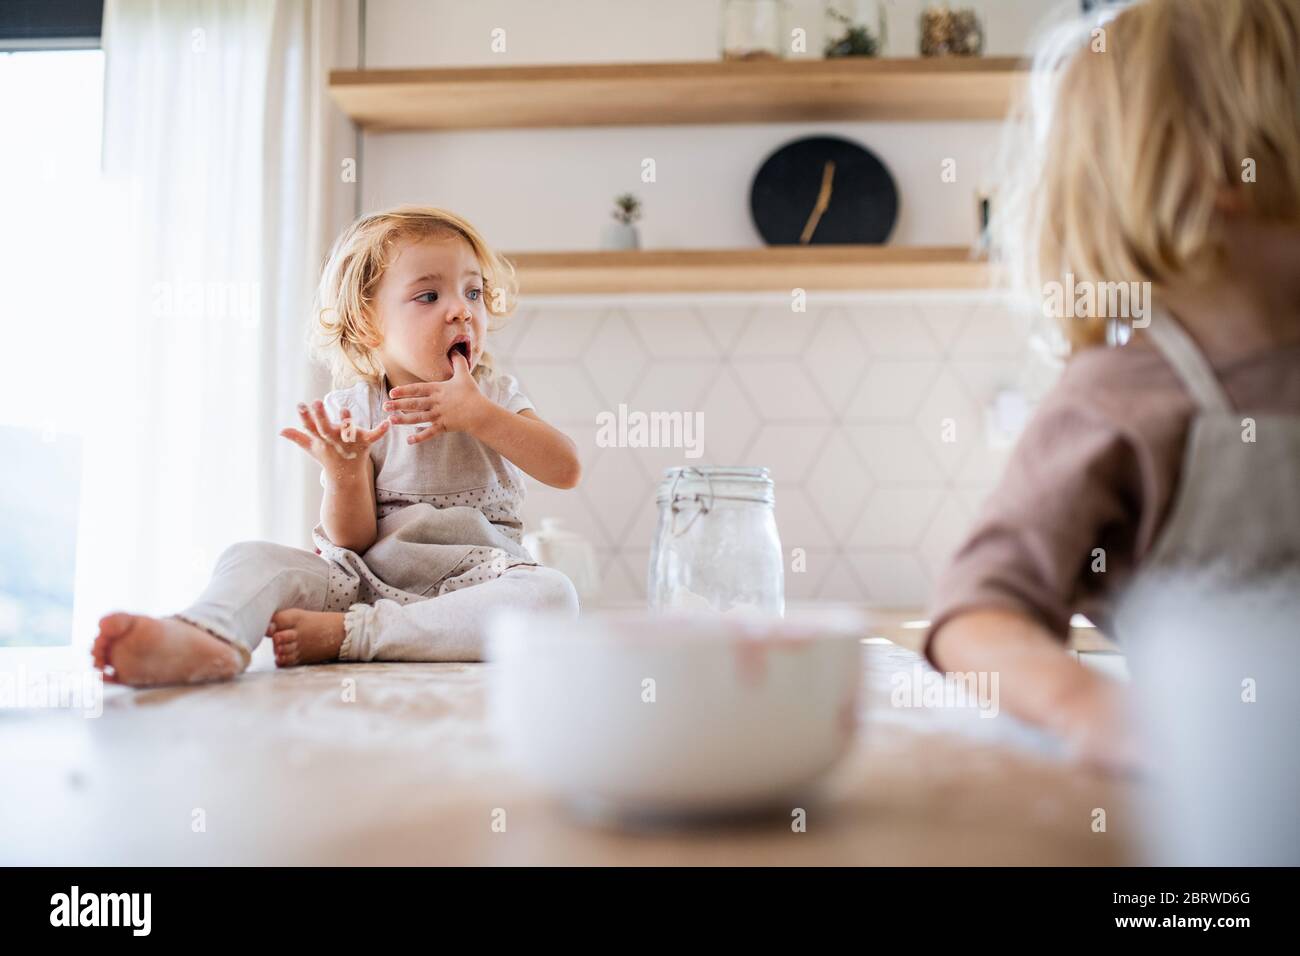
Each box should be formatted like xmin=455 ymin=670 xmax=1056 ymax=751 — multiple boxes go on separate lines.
xmin=173 ymin=540 xmax=578 ymax=666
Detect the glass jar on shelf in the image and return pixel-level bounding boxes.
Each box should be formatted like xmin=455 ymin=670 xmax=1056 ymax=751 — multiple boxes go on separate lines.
xmin=721 ymin=0 xmax=789 ymax=61
xmin=647 ymin=466 xmax=785 ymax=616
xmin=919 ymin=2 xmax=984 ymax=57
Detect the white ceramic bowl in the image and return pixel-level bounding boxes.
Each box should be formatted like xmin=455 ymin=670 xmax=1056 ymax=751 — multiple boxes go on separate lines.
xmin=487 ymin=609 xmax=866 ymax=823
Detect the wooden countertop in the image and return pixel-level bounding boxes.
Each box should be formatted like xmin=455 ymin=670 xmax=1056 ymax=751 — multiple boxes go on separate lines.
xmin=859 ymin=607 xmax=1121 ymax=655
xmin=0 ymin=642 xmax=1137 ymax=865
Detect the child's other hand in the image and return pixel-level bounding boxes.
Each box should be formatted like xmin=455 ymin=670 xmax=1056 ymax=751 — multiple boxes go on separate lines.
xmin=280 ymin=400 xmax=390 ymax=471
xmin=1054 ymin=672 xmax=1143 ymax=775
xmin=930 ymin=609 xmax=1144 ymax=777
xmin=382 ymin=351 xmax=490 ymax=444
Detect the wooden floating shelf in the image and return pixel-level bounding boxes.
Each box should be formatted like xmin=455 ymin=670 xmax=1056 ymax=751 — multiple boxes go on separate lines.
xmin=504 ymin=247 xmax=989 ymax=295
xmin=330 ymin=58 xmax=1028 ymax=131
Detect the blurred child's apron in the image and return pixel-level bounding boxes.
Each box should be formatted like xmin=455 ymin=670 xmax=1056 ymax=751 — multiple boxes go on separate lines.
xmin=1111 ymin=308 xmax=1300 ymax=865
xmin=1109 ymin=309 xmax=1300 ymax=621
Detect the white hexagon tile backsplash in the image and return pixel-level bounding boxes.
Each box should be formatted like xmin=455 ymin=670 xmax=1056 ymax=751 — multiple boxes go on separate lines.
xmin=491 ymin=295 xmax=1056 ymax=609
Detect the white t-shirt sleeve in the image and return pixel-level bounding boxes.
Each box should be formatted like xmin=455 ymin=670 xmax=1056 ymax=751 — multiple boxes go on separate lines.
xmin=490 ymin=369 xmax=535 ymax=415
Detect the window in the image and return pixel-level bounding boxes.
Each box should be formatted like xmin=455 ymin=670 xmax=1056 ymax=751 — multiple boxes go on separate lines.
xmin=0 ymin=47 xmax=106 ymax=646
xmin=0 ymin=1 xmax=103 ymax=49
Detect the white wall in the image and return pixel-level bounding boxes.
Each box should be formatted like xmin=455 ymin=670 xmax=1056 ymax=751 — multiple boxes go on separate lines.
xmin=360 ymin=0 xmax=1076 ymax=250
xmin=350 ymin=0 xmax=1077 ymax=607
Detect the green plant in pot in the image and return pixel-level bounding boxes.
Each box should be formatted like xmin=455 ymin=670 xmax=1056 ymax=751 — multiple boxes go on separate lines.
xmin=824 ymin=6 xmax=881 ymax=57
xmin=601 ymin=193 xmax=642 ymax=250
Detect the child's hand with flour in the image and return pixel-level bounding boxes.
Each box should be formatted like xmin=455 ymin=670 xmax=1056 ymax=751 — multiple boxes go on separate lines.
xmin=281 ymin=400 xmax=391 ymax=553
xmin=281 ymin=399 xmax=391 ymax=471
xmin=382 ymin=345 xmax=579 ymax=489
xmin=382 ymin=349 xmax=490 ymax=442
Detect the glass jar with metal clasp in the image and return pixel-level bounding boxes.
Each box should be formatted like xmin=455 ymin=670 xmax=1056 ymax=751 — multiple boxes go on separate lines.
xmin=721 ymin=0 xmax=789 ymax=61
xmin=646 ymin=466 xmax=785 ymax=616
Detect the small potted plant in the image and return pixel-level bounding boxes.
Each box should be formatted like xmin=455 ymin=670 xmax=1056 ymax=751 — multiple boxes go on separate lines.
xmin=824 ymin=5 xmax=882 ymax=58
xmin=601 ymin=193 xmax=642 ymax=250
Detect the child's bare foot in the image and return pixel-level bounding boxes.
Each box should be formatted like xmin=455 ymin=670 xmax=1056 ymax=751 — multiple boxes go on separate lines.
xmin=267 ymin=609 xmax=346 ymax=666
xmin=91 ymin=613 xmax=246 ymax=687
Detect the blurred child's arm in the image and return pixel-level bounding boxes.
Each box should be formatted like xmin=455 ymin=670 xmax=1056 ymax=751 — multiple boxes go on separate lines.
xmin=929 ymin=608 xmax=1138 ymax=771
xmin=922 ymin=367 xmax=1152 ymax=772
xmin=469 ymin=405 xmax=581 ymax=489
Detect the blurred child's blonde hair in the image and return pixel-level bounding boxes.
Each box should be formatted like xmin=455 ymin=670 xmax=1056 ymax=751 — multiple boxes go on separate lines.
xmin=310 ymin=205 xmax=518 ymax=388
xmin=995 ymin=0 xmax=1300 ymax=349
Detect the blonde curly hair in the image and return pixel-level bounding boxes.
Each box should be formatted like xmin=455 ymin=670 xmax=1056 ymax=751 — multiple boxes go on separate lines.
xmin=310 ymin=205 xmax=518 ymax=388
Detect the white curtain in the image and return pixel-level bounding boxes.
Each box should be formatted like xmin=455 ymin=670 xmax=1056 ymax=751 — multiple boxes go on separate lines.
xmin=74 ymin=0 xmax=355 ymax=644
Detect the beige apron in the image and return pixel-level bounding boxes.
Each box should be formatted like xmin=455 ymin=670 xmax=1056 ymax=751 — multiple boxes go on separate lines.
xmin=311 ymin=369 xmax=538 ymax=607
xmin=1113 ymin=308 xmax=1300 ymax=865
xmin=1114 ymin=312 xmax=1300 ymax=583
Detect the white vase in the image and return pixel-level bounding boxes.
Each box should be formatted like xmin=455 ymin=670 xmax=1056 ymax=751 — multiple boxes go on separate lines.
xmin=523 ymin=517 xmax=602 ymax=602
xmin=600 ymin=221 xmax=640 ymax=250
